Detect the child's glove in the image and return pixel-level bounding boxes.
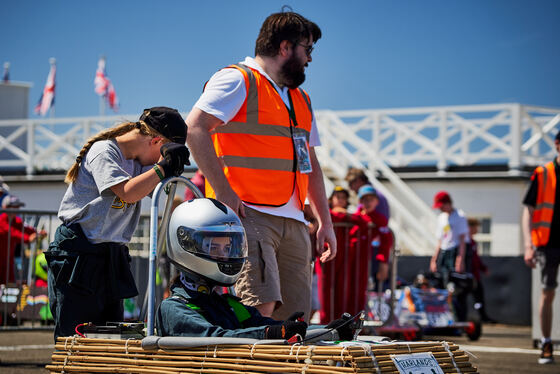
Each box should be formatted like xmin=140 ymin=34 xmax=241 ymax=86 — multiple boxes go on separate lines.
xmin=285 ymin=311 xmax=305 ymax=322
xmin=265 ymin=312 xmax=307 ymax=340
xmin=326 ymin=313 xmax=354 ymax=341
xmin=157 ymin=143 xmax=190 ymax=177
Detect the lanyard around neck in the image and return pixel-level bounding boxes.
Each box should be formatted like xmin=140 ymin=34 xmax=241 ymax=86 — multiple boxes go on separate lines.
xmin=265 ymin=77 xmax=298 ymax=127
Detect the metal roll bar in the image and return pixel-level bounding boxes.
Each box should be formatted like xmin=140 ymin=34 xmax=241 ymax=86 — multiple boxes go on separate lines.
xmin=146 ymin=176 xmax=203 ymax=336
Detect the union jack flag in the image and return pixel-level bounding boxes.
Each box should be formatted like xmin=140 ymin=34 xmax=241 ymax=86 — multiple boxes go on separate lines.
xmin=34 ymin=59 xmax=56 ymax=116
xmin=94 ymin=57 xmax=119 ymax=112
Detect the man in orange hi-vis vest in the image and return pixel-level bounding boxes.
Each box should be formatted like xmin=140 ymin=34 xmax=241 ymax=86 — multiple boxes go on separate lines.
xmin=186 ymin=10 xmax=336 ymax=322
xmin=522 ymin=129 xmax=560 ymax=365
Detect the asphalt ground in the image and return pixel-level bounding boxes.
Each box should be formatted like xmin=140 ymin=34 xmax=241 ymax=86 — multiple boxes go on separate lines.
xmin=0 ymin=324 xmax=558 ymax=373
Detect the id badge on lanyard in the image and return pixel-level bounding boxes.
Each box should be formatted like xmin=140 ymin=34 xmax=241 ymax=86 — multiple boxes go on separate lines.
xmin=292 ymin=127 xmax=312 ymax=174
xmin=285 ymin=89 xmax=312 ymax=174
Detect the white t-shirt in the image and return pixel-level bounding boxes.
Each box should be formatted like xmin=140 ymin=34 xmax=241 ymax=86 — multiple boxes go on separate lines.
xmin=193 ymin=56 xmax=320 ymax=223
xmin=435 ymin=208 xmax=469 ymax=251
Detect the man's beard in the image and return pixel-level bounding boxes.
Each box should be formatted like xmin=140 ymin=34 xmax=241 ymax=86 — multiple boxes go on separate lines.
xmin=280 ymin=54 xmax=306 ymax=89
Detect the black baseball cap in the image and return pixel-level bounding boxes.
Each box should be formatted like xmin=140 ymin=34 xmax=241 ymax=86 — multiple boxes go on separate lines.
xmin=140 ymin=107 xmax=187 ymax=144
xmin=556 ymin=129 xmax=560 ymax=142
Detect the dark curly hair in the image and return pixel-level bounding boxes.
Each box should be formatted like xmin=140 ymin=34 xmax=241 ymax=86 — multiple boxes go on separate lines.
xmin=255 ymin=11 xmax=322 ymax=57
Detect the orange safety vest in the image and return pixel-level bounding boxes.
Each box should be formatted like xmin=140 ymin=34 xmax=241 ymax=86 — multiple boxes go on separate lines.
xmin=205 ymin=64 xmax=313 ymax=209
xmin=531 ymin=161 xmax=556 ymax=247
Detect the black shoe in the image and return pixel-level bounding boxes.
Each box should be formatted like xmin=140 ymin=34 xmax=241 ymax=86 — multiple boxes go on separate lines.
xmin=539 ymin=341 xmax=554 ymax=364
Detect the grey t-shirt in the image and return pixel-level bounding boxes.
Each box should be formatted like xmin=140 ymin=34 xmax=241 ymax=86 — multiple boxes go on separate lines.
xmin=58 ymin=139 xmax=150 ymax=244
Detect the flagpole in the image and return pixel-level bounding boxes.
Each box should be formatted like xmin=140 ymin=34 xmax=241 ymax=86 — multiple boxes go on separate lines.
xmin=49 ymin=58 xmax=56 ymax=126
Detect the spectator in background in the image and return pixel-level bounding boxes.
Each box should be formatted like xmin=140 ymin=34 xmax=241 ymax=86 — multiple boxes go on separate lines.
xmin=329 ymin=186 xmax=350 ymax=214
xmin=348 ymin=185 xmax=393 ymax=316
xmin=466 ymin=218 xmax=494 ymax=323
xmin=318 ymin=186 xmax=356 ymax=323
xmin=522 ymin=129 xmax=560 ymax=364
xmin=345 ymin=168 xmax=390 ymax=219
xmin=184 ymin=170 xmax=205 ymax=201
xmin=430 ymin=190 xmax=469 ymax=321
xmin=0 ymin=196 xmax=41 ymax=285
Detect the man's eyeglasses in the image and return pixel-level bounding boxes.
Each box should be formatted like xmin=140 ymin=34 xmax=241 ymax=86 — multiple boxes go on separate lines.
xmin=298 ymin=43 xmax=314 ymax=56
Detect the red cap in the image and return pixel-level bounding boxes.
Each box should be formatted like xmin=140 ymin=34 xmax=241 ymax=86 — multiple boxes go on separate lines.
xmin=433 ymin=191 xmax=451 ymax=209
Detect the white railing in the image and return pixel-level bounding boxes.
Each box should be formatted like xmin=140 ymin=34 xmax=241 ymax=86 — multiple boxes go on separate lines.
xmin=1 ymin=104 xmax=558 ymax=254
xmin=315 ymin=111 xmax=439 ymax=255
xmin=314 ymin=103 xmax=560 ymax=255
xmin=0 ymin=114 xmax=139 ymax=175
xmin=316 ymin=103 xmax=560 ymax=174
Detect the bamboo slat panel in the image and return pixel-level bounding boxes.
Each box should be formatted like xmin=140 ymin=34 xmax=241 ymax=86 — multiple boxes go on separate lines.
xmin=47 ymin=337 xmax=478 ymax=373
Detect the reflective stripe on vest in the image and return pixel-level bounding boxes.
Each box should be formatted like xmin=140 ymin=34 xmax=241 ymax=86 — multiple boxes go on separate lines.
xmin=531 ymin=161 xmax=556 ymax=247
xmin=205 ymin=63 xmax=313 ymax=208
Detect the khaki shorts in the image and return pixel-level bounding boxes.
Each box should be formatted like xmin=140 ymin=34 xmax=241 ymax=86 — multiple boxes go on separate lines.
xmin=234 ymin=207 xmax=312 ymax=321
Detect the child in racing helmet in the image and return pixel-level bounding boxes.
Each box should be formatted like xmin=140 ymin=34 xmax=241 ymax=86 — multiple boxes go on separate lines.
xmin=156 ymin=198 xmax=353 ymax=341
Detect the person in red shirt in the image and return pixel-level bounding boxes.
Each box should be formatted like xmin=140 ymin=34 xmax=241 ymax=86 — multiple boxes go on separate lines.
xmin=317 ymin=186 xmax=357 ymax=323
xmin=347 ymin=185 xmax=393 ymax=316
xmin=0 ymin=196 xmax=39 ymax=285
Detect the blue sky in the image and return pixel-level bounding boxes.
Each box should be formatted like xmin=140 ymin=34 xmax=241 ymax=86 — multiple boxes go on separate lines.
xmin=2 ymin=0 xmax=559 ymax=118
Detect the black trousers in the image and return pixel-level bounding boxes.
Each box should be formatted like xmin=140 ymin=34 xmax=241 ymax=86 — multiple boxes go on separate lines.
xmin=46 ymin=224 xmax=137 ymax=341
xmin=437 ymin=247 xmax=468 ymax=322
xmin=47 ymin=264 xmax=123 ymax=340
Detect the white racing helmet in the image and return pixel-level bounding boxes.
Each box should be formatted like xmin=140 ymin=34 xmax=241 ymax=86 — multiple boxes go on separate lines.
xmin=167 ymin=198 xmax=248 ymax=286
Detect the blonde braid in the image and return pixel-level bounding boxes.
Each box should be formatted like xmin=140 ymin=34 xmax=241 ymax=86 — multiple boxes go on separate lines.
xmin=65 ymin=122 xmax=138 ymax=184
xmin=65 ymin=120 xmax=169 ymax=184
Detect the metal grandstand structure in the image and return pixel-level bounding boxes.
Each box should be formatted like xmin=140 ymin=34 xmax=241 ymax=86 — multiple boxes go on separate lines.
xmin=0 ymin=103 xmax=559 ymax=254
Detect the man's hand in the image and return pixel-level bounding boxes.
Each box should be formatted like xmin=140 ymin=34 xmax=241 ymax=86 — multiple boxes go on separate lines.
xmin=316 ymin=224 xmax=336 ymax=262
xmin=524 ymin=244 xmax=537 ymax=268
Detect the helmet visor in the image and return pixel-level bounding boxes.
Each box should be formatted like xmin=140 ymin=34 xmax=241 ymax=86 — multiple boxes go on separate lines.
xmin=177 ymin=225 xmax=247 ymax=261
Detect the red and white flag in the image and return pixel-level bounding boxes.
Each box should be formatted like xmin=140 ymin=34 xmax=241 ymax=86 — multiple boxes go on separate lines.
xmin=34 ymin=59 xmax=56 ymax=116
xmin=94 ymin=57 xmax=119 ymax=112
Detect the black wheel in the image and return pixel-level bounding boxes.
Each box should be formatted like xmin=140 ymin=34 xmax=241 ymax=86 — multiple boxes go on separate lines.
xmin=466 ymin=321 xmax=482 ymax=341
xmin=413 ymin=322 xmax=424 ymax=341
